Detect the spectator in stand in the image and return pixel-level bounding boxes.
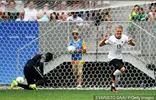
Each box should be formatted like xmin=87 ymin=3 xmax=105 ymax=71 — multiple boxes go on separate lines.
xmin=103 ymin=11 xmax=111 ymax=21
xmin=54 ymin=1 xmax=67 ymax=11
xmin=67 ymin=12 xmax=83 ymax=27
xmin=67 ymin=12 xmax=72 ymax=20
xmin=0 ymin=1 xmax=5 ymax=21
xmin=16 ymin=10 xmax=27 ymax=21
xmin=85 ymin=1 xmax=89 ymax=9
xmin=24 ymin=1 xmax=38 ymax=21
xmin=0 ymin=12 xmax=4 ymax=21
xmin=0 ymin=1 xmax=5 ymax=12
xmin=50 ymin=12 xmax=61 ymax=23
xmin=56 ymin=13 xmax=61 ymax=22
xmin=5 ymin=0 xmax=17 ymax=12
xmin=50 ymin=13 xmax=55 ymax=22
xmin=50 ymin=13 xmax=56 ymax=22
xmin=60 ymin=12 xmax=68 ymax=21
xmin=0 ymin=0 xmax=7 ymax=6
xmin=56 ymin=2 xmax=61 ymax=10
xmin=2 ymin=12 xmax=8 ymax=21
xmin=129 ymin=5 xmax=140 ymax=21
xmin=37 ymin=3 xmax=51 ymax=21
xmin=138 ymin=7 xmax=148 ymax=21
xmin=61 ymin=0 xmax=67 ymax=10
xmin=24 ymin=2 xmax=29 ymax=8
xmin=6 ymin=0 xmax=19 ymax=20
xmin=148 ymin=5 xmax=156 ymax=21
xmin=66 ymin=1 xmax=72 ymax=10
xmin=72 ymin=1 xmax=82 ymax=9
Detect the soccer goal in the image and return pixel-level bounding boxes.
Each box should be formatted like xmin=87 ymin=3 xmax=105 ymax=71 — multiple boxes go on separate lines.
xmin=15 ymin=20 xmax=156 ymax=89
xmin=0 ymin=0 xmax=153 ymax=89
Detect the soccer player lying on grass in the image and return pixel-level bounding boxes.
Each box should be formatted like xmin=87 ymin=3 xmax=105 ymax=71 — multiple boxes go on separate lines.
xmin=99 ymin=25 xmax=136 ymax=92
xmin=11 ymin=52 xmax=53 ymax=90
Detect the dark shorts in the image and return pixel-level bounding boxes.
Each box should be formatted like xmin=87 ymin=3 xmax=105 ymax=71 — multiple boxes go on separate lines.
xmin=24 ymin=61 xmax=42 ymax=85
xmin=109 ymin=59 xmax=124 ymax=70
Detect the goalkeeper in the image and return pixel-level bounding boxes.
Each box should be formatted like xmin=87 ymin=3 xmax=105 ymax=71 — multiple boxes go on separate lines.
xmin=11 ymin=52 xmax=53 ymax=90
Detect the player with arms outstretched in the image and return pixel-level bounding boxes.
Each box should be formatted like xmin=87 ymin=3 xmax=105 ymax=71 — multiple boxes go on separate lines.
xmin=99 ymin=25 xmax=136 ymax=92
xmin=11 ymin=52 xmax=53 ymax=90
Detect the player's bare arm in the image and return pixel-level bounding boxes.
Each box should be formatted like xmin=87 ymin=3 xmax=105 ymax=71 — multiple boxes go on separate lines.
xmin=74 ymin=46 xmax=86 ymax=53
xmin=80 ymin=42 xmax=87 ymax=53
xmin=128 ymin=39 xmax=136 ymax=46
xmin=74 ymin=48 xmax=86 ymax=53
xmin=99 ymin=34 xmax=109 ymax=46
xmin=82 ymin=49 xmax=86 ymax=53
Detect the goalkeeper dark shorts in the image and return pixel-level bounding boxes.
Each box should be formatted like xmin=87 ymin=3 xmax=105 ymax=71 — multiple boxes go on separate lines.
xmin=24 ymin=61 xmax=43 ymax=85
xmin=109 ymin=59 xmax=124 ymax=70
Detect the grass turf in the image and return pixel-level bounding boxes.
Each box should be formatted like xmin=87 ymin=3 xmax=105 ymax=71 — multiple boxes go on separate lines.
xmin=0 ymin=89 xmax=156 ymax=100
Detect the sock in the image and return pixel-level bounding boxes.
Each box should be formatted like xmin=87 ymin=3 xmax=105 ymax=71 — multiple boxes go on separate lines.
xmin=113 ymin=69 xmax=122 ymax=76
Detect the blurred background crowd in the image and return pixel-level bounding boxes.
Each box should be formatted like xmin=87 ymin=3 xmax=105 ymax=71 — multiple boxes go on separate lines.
xmin=0 ymin=0 xmax=155 ymax=22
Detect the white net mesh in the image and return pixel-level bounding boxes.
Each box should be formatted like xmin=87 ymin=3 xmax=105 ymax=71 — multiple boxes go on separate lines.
xmin=0 ymin=0 xmax=156 ymax=89
xmin=17 ymin=21 xmax=156 ymax=89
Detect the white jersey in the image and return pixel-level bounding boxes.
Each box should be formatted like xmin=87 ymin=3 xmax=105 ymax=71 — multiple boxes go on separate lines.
xmin=24 ymin=8 xmax=38 ymax=21
xmin=67 ymin=16 xmax=83 ymax=26
xmin=105 ymin=35 xmax=129 ymax=61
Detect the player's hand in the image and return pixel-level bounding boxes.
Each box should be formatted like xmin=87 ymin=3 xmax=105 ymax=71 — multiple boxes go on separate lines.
xmin=104 ymin=34 xmax=110 ymax=40
xmin=128 ymin=39 xmax=134 ymax=44
xmin=128 ymin=39 xmax=136 ymax=46
xmin=74 ymin=50 xmax=82 ymax=53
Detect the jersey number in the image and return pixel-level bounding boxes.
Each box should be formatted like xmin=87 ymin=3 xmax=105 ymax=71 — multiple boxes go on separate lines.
xmin=117 ymin=44 xmax=121 ymax=49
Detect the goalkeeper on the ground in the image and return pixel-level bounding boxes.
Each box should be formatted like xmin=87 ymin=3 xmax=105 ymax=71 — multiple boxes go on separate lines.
xmin=11 ymin=52 xmax=53 ymax=90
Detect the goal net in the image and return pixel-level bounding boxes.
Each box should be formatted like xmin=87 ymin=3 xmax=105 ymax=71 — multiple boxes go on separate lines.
xmin=15 ymin=1 xmax=156 ymax=89
xmin=17 ymin=21 xmax=156 ymax=89
xmin=0 ymin=0 xmax=155 ymax=89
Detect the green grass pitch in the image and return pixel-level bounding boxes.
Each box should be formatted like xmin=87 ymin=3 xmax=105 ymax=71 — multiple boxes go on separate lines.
xmin=0 ymin=89 xmax=156 ymax=100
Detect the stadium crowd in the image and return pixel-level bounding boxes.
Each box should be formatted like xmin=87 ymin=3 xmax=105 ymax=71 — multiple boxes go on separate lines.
xmin=129 ymin=4 xmax=156 ymax=21
xmin=0 ymin=0 xmax=155 ymax=22
xmin=0 ymin=0 xmax=111 ymax=22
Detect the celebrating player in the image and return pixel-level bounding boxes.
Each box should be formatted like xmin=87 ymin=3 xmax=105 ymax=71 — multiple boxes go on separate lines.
xmin=11 ymin=52 xmax=53 ymax=90
xmin=69 ymin=29 xmax=87 ymax=88
xmin=99 ymin=25 xmax=136 ymax=92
